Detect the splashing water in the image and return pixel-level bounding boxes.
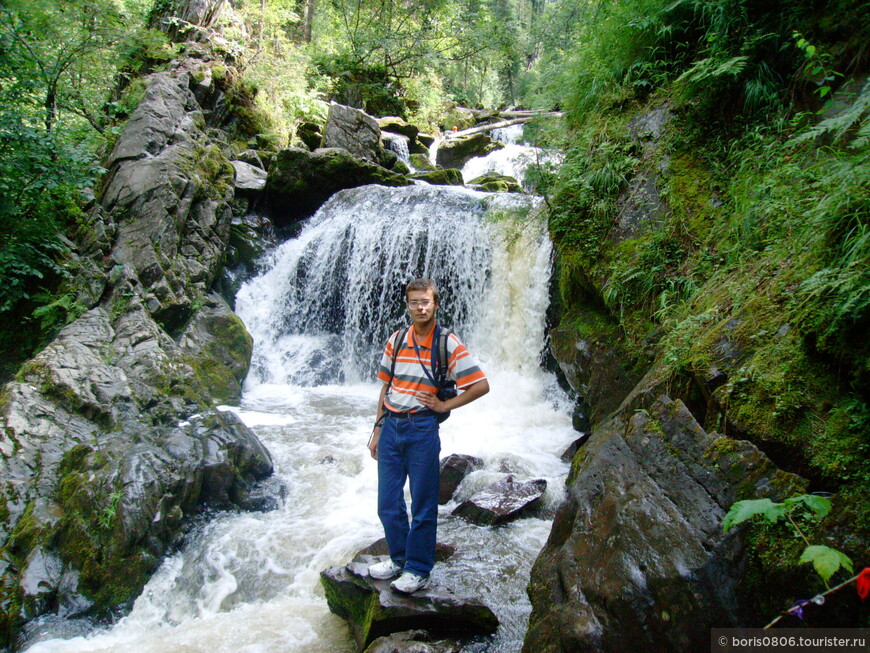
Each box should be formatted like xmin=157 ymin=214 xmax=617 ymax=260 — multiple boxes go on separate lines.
xmin=25 ymin=135 xmax=575 ymax=653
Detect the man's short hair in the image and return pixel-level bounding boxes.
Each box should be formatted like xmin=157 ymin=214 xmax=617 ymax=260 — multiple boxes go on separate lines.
xmin=406 ymin=278 xmax=438 ymax=302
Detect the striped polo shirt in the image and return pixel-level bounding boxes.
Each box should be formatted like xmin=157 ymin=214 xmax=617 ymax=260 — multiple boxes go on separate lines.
xmin=377 ymin=325 xmax=487 ymax=413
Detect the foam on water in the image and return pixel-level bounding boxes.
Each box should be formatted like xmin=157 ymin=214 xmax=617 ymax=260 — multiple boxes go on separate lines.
xmin=25 ymin=129 xmax=573 ymax=653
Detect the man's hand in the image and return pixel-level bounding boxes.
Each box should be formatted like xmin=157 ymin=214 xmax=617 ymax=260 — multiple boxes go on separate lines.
xmin=368 ymin=427 xmax=380 ymax=460
xmin=417 ymin=379 xmax=490 ymax=414
xmin=416 ymin=390 xmax=447 ymax=413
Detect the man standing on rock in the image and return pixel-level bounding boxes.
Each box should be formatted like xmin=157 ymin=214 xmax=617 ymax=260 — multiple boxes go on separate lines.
xmin=368 ymin=278 xmax=489 ymax=593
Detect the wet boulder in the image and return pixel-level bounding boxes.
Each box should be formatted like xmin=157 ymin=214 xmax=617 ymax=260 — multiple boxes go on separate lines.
xmin=466 ymin=173 xmax=523 ymax=193
xmin=265 ymin=147 xmax=411 ymax=222
xmin=438 ymin=454 xmax=483 ymax=504
xmin=523 ymin=395 xmax=808 ymax=653
xmin=451 ymin=475 xmax=547 ymax=526
xmin=321 ymin=556 xmax=499 ymax=651
xmin=100 ymin=72 xmax=235 ymax=334
xmin=410 ymin=169 xmax=464 ymax=186
xmin=435 ymin=133 xmax=504 ymax=170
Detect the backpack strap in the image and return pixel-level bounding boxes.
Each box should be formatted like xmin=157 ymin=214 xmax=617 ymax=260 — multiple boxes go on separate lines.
xmin=433 ymin=325 xmax=451 ymax=383
xmin=388 ymin=326 xmax=410 ymax=386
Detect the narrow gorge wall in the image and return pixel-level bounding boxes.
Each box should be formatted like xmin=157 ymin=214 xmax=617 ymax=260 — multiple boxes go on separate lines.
xmin=0 ymin=10 xmax=276 ymax=648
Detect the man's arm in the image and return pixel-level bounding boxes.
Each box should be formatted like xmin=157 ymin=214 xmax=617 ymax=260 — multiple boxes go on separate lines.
xmin=416 ymin=378 xmax=490 ymax=414
xmin=368 ymin=382 xmax=389 ymax=460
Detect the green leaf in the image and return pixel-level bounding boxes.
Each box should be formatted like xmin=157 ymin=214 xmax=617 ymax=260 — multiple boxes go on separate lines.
xmin=784 ymin=494 xmax=832 ymax=520
xmin=799 ymin=545 xmax=854 ymax=583
xmin=722 ymin=498 xmax=787 ymax=532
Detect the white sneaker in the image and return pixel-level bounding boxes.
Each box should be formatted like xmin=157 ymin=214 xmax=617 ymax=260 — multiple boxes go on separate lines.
xmin=368 ymin=559 xmax=403 ymax=580
xmin=390 ymin=571 xmax=431 ymax=594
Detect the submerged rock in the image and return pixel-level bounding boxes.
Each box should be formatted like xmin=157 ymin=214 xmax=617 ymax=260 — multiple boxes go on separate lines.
xmin=451 ymin=475 xmax=547 ymax=525
xmin=364 ymin=630 xmax=462 ymax=653
xmin=321 ymin=557 xmax=499 ymax=651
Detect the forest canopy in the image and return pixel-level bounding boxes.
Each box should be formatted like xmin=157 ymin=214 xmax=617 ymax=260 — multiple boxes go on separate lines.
xmin=0 ymin=0 xmax=867 ymax=379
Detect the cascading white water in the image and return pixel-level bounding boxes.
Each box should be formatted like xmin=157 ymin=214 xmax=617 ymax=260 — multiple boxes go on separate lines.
xmin=383 ymin=133 xmax=411 ymax=166
xmin=462 ymin=124 xmax=560 ymax=191
xmin=26 ymin=133 xmax=574 ymax=653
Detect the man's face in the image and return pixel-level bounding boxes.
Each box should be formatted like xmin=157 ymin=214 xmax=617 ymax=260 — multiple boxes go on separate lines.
xmin=406 ymin=289 xmax=438 ymax=327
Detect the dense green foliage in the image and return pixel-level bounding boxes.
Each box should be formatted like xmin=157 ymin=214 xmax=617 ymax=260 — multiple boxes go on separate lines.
xmin=538 ymin=0 xmax=869 ymax=622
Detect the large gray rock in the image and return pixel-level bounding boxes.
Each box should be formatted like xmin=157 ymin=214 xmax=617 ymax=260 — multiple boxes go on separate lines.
xmin=523 ymin=395 xmax=807 ymax=653
xmin=323 ymin=102 xmax=383 ymax=163
xmin=0 ymin=305 xmax=272 ymax=638
xmin=0 ymin=52 xmax=275 ymax=647
xmin=321 ymin=557 xmax=499 ymax=650
xmin=101 ymin=72 xmax=235 ymax=334
xmin=231 ymin=160 xmax=267 ymax=191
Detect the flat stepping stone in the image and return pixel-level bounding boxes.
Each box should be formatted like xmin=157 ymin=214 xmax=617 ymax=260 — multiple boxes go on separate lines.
xmin=320 ymin=556 xmax=498 ymax=650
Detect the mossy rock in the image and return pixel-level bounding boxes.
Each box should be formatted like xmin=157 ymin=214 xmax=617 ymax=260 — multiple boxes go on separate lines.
xmin=392 ymin=159 xmax=411 ymax=175
xmin=377 ymin=116 xmax=419 ymax=140
xmin=410 ymin=168 xmax=464 ymax=186
xmin=265 ymin=147 xmax=411 ymax=222
xmin=409 ymin=153 xmax=436 ymax=171
xmin=467 ymin=172 xmax=523 ymax=193
xmin=296 ymin=121 xmax=322 ymax=151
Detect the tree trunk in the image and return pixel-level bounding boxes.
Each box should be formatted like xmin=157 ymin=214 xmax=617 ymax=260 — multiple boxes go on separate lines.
xmin=150 ymin=0 xmax=227 ymax=40
xmin=303 ymin=0 xmax=316 ymax=43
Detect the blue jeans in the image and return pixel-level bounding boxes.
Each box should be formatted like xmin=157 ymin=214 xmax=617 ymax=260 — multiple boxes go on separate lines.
xmin=377 ymin=413 xmax=441 ymax=577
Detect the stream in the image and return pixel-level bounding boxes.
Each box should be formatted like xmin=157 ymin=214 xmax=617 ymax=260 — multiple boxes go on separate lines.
xmin=27 ymin=130 xmax=575 ymax=653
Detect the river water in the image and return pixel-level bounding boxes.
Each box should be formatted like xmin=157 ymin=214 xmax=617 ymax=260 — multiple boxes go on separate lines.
xmin=27 ymin=133 xmax=574 ymax=653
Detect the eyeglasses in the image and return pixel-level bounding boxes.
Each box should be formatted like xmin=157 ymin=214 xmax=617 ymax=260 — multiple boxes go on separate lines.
xmin=407 ymin=300 xmax=433 ymax=308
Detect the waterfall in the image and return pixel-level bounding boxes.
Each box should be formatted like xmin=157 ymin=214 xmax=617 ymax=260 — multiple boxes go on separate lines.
xmin=461 ymin=125 xmax=560 ymax=191
xmin=236 ymin=184 xmax=547 ymax=387
xmin=383 ymin=133 xmax=411 ymax=165
xmin=25 ymin=133 xmax=574 ymax=653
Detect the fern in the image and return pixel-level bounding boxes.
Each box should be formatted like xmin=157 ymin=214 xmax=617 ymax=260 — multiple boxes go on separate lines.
xmin=787 ymin=78 xmax=870 ymax=148
xmin=674 ymin=56 xmax=749 ymax=97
